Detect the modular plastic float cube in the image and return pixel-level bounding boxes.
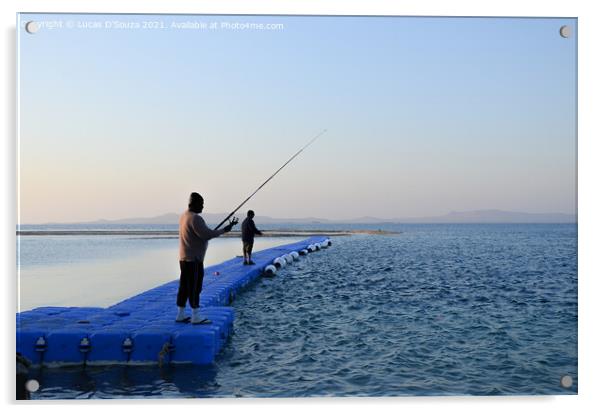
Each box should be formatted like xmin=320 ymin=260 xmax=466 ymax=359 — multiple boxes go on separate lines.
xmin=44 ymin=328 xmax=91 ymax=364
xmin=171 ymin=329 xmax=216 ymax=365
xmin=129 ymin=330 xmax=172 ymax=363
xmin=16 ymin=328 xmax=46 ymax=363
xmin=200 ymin=312 xmax=233 ymax=337
xmin=87 ymin=329 xmax=131 ymax=363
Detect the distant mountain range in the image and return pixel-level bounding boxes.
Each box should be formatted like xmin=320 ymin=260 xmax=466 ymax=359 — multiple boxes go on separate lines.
xmin=401 ymin=210 xmax=576 ymax=224
xmin=59 ymin=209 xmax=576 ymax=225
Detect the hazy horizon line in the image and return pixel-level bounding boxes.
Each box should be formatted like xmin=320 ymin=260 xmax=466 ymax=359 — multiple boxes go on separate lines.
xmin=20 ymin=208 xmax=577 ymax=226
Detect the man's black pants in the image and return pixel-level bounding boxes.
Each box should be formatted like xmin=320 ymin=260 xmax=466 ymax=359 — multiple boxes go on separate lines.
xmin=177 ymin=260 xmax=204 ymax=309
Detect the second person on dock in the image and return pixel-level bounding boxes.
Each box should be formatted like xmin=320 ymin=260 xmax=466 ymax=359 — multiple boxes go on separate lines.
xmin=241 ymin=209 xmax=263 ymax=265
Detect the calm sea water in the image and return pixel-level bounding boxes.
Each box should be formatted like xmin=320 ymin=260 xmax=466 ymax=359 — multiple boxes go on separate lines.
xmin=18 ymin=224 xmax=577 ymax=398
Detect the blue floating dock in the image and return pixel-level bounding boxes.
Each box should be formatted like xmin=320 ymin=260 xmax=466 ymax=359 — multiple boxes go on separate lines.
xmin=16 ymin=236 xmax=331 ymax=366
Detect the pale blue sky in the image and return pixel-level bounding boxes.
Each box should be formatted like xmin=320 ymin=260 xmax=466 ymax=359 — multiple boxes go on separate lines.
xmin=18 ymin=14 xmax=576 ymax=223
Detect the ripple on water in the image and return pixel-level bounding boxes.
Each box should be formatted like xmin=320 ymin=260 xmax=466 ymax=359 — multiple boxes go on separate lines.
xmin=31 ymin=224 xmax=577 ymax=398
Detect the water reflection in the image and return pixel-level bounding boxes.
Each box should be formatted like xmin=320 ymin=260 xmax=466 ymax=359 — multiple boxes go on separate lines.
xmin=33 ymin=364 xmax=221 ymax=399
xmin=18 ymin=236 xmax=302 ymax=311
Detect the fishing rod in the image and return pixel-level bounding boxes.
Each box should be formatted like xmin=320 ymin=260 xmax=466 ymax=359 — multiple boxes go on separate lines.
xmin=214 ymin=129 xmax=327 ymax=230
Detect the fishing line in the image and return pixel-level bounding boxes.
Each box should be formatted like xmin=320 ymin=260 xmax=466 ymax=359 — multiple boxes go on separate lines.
xmin=214 ymin=129 xmax=327 ymax=230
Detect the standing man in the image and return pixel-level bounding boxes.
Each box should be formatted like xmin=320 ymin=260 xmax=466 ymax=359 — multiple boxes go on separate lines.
xmin=177 ymin=192 xmax=237 ymax=324
xmin=241 ymin=210 xmax=263 ymax=265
